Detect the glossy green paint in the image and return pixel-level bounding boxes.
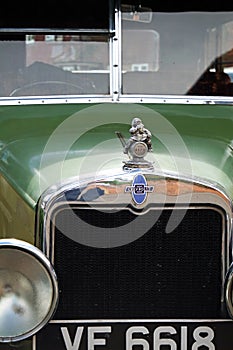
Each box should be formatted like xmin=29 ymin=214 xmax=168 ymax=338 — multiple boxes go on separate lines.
xmin=0 ymin=102 xmax=233 ymax=208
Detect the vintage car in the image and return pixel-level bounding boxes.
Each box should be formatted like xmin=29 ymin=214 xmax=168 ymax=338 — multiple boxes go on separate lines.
xmin=1 ymin=0 xmax=233 ymax=350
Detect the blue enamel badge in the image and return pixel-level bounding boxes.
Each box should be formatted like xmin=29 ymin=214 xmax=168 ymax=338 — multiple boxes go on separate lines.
xmin=125 ymin=174 xmax=154 ymax=205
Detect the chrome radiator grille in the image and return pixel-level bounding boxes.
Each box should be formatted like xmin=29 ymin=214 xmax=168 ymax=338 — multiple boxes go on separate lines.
xmin=51 ymin=206 xmax=223 ymax=319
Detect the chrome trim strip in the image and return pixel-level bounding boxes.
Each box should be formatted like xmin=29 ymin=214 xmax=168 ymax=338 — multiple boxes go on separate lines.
xmin=114 ymin=0 xmax=121 ymax=100
xmin=109 ymin=36 xmax=114 ymax=96
xmin=109 ymin=0 xmax=121 ymax=100
xmin=0 ymin=95 xmax=233 ymax=106
xmin=39 ymin=318 xmax=233 ymax=323
xmin=118 ymin=95 xmax=233 ymax=104
xmin=0 ymin=96 xmax=114 ymax=106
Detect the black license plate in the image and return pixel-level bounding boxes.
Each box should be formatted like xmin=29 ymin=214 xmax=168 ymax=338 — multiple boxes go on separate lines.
xmin=34 ymin=320 xmax=233 ymax=350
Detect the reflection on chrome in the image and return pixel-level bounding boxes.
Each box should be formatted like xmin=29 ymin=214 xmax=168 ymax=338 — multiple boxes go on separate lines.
xmin=0 ymin=239 xmax=58 ymax=343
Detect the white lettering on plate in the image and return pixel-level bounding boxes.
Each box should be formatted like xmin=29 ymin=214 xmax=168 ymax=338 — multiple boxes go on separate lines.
xmin=61 ymin=326 xmax=112 ymax=350
xmin=126 ymin=326 xmax=215 ymax=350
xmin=60 ymin=325 xmax=215 ymax=350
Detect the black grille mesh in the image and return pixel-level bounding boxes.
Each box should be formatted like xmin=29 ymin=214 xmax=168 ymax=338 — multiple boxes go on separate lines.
xmin=53 ymin=207 xmax=223 ymax=319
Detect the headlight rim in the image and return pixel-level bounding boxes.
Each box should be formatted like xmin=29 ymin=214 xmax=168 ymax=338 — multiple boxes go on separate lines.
xmin=0 ymin=238 xmax=58 ymax=343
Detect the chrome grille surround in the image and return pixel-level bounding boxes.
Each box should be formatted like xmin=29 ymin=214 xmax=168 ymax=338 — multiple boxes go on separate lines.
xmin=36 ymin=171 xmax=233 ymax=319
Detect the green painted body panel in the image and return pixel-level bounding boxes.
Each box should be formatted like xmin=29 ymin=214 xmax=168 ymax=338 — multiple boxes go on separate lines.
xmin=0 ymin=102 xmax=233 ymax=207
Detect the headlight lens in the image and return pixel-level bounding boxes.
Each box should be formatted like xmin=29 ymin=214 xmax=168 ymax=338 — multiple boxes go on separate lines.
xmin=0 ymin=239 xmax=58 ymax=342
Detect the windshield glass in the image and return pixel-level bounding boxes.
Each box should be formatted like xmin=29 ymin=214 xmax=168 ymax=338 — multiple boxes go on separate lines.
xmin=2 ymin=7 xmax=233 ymax=98
xmin=0 ymin=34 xmax=109 ymax=96
xmin=122 ymin=10 xmax=233 ymax=96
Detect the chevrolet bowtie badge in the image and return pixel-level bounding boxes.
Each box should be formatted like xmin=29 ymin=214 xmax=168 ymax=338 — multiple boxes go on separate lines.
xmin=125 ymin=173 xmax=154 ymax=205
xmin=116 ymin=117 xmax=154 ymax=171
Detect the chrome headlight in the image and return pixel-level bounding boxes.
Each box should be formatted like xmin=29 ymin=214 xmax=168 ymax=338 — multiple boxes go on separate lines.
xmin=0 ymin=239 xmax=58 ymax=342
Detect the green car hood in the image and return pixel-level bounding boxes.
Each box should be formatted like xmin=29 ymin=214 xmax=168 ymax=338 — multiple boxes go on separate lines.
xmin=0 ymin=102 xmax=233 ymax=208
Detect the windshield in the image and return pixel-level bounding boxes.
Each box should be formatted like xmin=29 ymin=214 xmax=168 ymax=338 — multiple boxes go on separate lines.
xmin=0 ymin=35 xmax=109 ymax=96
xmin=122 ymin=10 xmax=233 ymax=96
xmin=1 ymin=7 xmax=233 ymax=98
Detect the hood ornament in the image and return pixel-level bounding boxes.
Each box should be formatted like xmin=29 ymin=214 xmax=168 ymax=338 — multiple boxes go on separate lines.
xmin=116 ymin=117 xmax=154 ymax=171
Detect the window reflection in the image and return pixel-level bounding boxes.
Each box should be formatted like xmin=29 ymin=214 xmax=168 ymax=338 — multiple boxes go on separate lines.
xmin=122 ymin=10 xmax=233 ymax=96
xmin=0 ymin=35 xmax=109 ymax=97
